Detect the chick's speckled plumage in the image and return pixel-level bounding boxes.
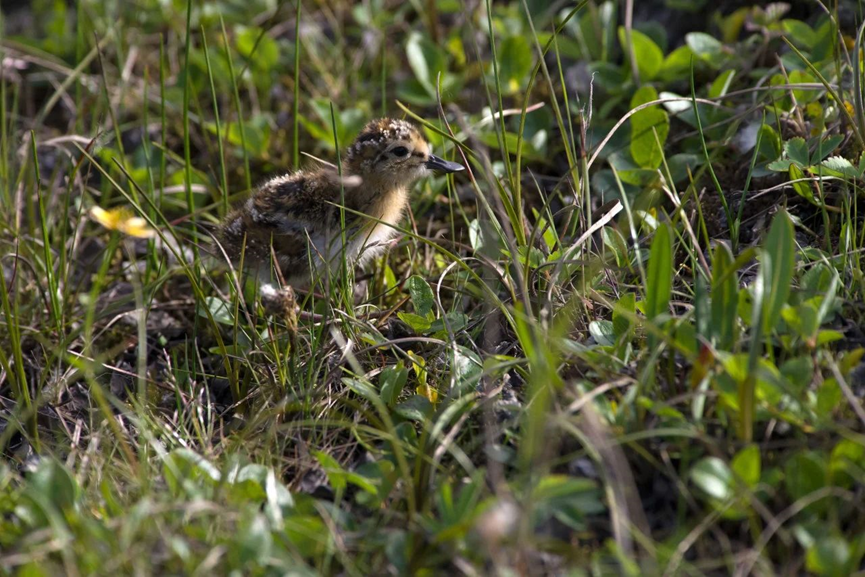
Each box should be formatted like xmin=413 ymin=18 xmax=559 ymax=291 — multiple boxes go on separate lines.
xmin=218 ymin=118 xmax=463 ymax=288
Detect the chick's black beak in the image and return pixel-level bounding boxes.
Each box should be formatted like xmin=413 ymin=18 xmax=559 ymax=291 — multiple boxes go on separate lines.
xmin=425 ymin=154 xmax=464 ymax=173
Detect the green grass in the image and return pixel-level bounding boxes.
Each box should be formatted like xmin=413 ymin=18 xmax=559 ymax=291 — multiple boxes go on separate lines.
xmin=3 ymin=0 xmax=865 ymax=575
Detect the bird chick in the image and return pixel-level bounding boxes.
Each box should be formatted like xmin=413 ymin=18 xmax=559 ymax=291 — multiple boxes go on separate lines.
xmin=218 ymin=118 xmax=464 ymax=288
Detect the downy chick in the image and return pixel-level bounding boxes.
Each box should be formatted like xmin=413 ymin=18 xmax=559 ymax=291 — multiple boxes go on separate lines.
xmin=218 ymin=118 xmax=464 ymax=288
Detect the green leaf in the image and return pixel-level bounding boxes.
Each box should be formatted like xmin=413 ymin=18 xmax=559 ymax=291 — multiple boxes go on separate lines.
xmin=397 ymin=312 xmax=432 ymax=333
xmin=379 ymin=362 xmax=409 ymax=407
xmin=686 ymin=32 xmax=723 ymax=65
xmin=603 ymin=226 xmax=630 ymax=268
xmin=806 ymin=536 xmax=851 ymax=577
xmin=731 ymin=444 xmax=761 ymax=488
xmin=660 ymin=45 xmax=694 ymax=80
xmin=810 ymin=135 xmax=844 ymax=164
xmin=829 ymin=439 xmax=865 ymax=488
xmin=200 ymin=296 xmax=234 ymax=325
xmin=789 ymin=163 xmax=818 ymax=205
xmin=283 ymin=515 xmax=328 ymax=558
xmin=449 ymin=345 xmax=482 ymax=396
xmin=25 ymin=459 xmax=79 ymax=513
xmin=629 ymin=85 xmax=669 ymax=169
xmin=645 ymin=223 xmax=673 ymax=320
xmin=219 ymin=114 xmax=271 ymax=158
xmin=589 ymin=320 xmax=616 ymax=346
xmin=406 ymin=275 xmax=435 ymax=318
xmin=235 ymin=513 xmax=272 ymax=565
xmin=395 ymin=395 xmax=433 ymax=421
xmin=163 ymin=449 xmax=221 ymax=497
xmin=498 ymin=35 xmax=532 ymax=94
xmin=313 ymin=450 xmax=347 ymax=491
xmin=691 ymin=457 xmax=734 ymax=501
xmin=789 ymin=70 xmax=817 ymax=104
xmin=711 ymin=243 xmax=738 ymax=350
xmin=785 ymin=137 xmax=810 ymax=167
xmin=429 ymin=311 xmax=469 ymax=337
xmin=708 ymin=69 xmax=735 ymax=98
xmin=235 ymin=26 xmax=279 ymax=72
xmin=783 ymin=19 xmax=817 ymax=48
xmin=612 ymin=293 xmax=636 ymax=340
xmin=821 ymin=155 xmax=861 ymax=179
xmin=761 ymin=211 xmax=796 ymax=334
xmin=757 ymin=124 xmax=781 ymax=161
xmin=784 ymin=452 xmax=826 ymax=502
xmin=406 ymin=31 xmax=447 ymax=97
xmin=618 ymin=28 xmax=663 ymax=80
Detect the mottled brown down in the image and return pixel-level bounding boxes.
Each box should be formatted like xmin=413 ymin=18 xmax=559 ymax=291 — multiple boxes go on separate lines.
xmin=217 ymin=118 xmax=463 ymax=288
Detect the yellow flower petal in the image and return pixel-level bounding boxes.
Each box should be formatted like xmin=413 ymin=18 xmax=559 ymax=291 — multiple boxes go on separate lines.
xmin=90 ymin=206 xmax=154 ymax=238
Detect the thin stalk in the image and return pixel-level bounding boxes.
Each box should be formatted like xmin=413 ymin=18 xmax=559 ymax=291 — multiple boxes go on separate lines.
xmin=182 ymin=0 xmax=200 ymax=270
xmin=31 ymin=132 xmax=61 ymax=334
xmin=201 ymin=27 xmax=230 ymax=216
xmin=293 ymin=0 xmax=302 ymax=168
xmin=219 ymin=16 xmax=251 ymax=191
xmin=690 ymin=59 xmax=735 ymax=250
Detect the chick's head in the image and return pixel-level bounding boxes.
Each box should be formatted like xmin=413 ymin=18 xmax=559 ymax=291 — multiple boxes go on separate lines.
xmin=344 ymin=118 xmax=463 ymax=187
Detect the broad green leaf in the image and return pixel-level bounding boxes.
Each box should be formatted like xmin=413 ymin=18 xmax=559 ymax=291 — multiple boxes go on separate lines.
xmin=163 ymin=449 xmax=221 ymax=497
xmin=220 ymin=115 xmax=271 ymax=158
xmin=810 ymin=135 xmax=844 ymax=165
xmin=690 ymin=457 xmax=734 ymax=501
xmin=449 ymin=345 xmax=482 ymax=396
xmin=395 ymin=395 xmax=433 ymax=421
xmin=630 ymin=85 xmax=669 ymax=169
xmin=780 ymin=355 xmax=814 ymax=392
xmin=821 ymin=156 xmax=861 ymax=179
xmin=235 ymin=513 xmax=272 ymax=565
xmin=784 ymin=451 xmax=826 ymax=502
xmin=618 ymin=28 xmax=663 ymax=81
xmin=686 ymin=32 xmax=723 ymax=65
xmin=589 ymin=320 xmax=615 ymax=346
xmin=731 ymin=444 xmax=761 ymax=488
xmin=24 ymin=459 xmax=79 ymax=515
xmin=789 ymin=164 xmax=818 ymax=205
xmin=379 ymin=362 xmax=409 ymax=407
xmin=757 ymin=124 xmax=781 ymax=161
xmin=806 ymin=536 xmax=850 ymax=577
xmin=645 ymin=223 xmax=673 ymax=320
xmin=783 ymin=19 xmax=817 ymax=48
xmin=235 ymin=26 xmax=279 ymax=72
xmin=782 ymin=301 xmax=819 ymax=341
xmin=406 ymin=275 xmax=435 ymax=318
xmin=314 ymin=450 xmax=347 ymax=491
xmin=603 ymin=226 xmax=630 ymax=268
xmin=406 ymin=31 xmax=447 ymax=97
xmin=785 ymin=137 xmax=810 ymax=167
xmin=284 ymin=515 xmax=328 ymax=558
xmin=761 ymin=211 xmax=796 ymax=334
xmin=829 ymin=439 xmax=865 ymax=488
xmin=789 ymin=69 xmax=817 ymax=104
xmin=612 ymin=293 xmax=636 ymax=340
xmin=397 ymin=312 xmax=432 ymax=333
xmin=200 ymin=296 xmax=234 ymax=325
xmin=660 ymin=45 xmax=694 ymax=80
xmin=498 ymin=35 xmax=532 ymax=94
xmin=709 ymin=69 xmax=735 ymax=98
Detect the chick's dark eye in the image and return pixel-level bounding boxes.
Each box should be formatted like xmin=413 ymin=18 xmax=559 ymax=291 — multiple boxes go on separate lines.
xmin=391 ymin=146 xmax=409 ymax=157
